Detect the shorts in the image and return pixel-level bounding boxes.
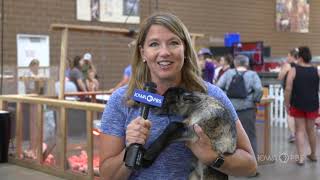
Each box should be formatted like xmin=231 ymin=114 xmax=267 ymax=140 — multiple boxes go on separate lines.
xmin=289 ymin=106 xmax=318 ymax=119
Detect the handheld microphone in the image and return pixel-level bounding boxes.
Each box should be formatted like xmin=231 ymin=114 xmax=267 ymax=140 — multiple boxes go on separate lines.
xmin=140 ymin=82 xmax=157 ymax=119
xmin=124 ymin=82 xmax=163 ymax=170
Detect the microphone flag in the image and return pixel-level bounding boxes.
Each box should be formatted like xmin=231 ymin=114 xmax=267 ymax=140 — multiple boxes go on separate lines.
xmin=132 ymin=89 xmax=163 ymax=107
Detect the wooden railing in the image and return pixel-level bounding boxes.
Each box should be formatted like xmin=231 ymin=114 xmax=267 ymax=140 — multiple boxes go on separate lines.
xmin=0 ymin=95 xmax=105 ymax=180
xmin=64 ymin=91 xmax=111 ymax=103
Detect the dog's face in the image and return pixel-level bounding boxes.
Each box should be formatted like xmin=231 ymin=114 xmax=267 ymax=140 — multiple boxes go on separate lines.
xmin=154 ymin=87 xmax=201 ymax=116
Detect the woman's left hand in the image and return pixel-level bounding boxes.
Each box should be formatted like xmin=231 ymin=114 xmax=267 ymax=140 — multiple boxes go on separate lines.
xmin=186 ymin=124 xmax=217 ymax=165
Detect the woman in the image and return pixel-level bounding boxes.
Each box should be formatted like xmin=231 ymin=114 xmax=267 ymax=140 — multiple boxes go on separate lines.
xmin=69 ymin=55 xmax=87 ymax=92
xmin=285 ymin=46 xmax=319 ymax=165
xmin=278 ymin=48 xmax=299 ymax=143
xmin=22 ymin=59 xmax=44 ymax=94
xmin=215 ymin=54 xmax=234 ymax=83
xmin=99 ymin=12 xmax=257 ymax=179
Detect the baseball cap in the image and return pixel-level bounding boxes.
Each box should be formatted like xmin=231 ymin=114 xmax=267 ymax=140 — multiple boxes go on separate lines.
xmin=83 ymin=53 xmax=92 ymax=61
xmin=198 ymin=48 xmax=213 ymax=56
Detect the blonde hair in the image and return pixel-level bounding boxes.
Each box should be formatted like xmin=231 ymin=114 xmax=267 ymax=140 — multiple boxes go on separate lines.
xmin=126 ymin=12 xmax=206 ymax=106
xmin=29 ymin=59 xmax=40 ymax=67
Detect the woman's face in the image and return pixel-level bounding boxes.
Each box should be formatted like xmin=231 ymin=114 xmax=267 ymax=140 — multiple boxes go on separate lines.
xmin=30 ymin=64 xmax=39 ymax=74
xmin=287 ymin=53 xmax=295 ymax=62
xmin=88 ymin=71 xmax=95 ymax=80
xmin=140 ymin=25 xmax=185 ymax=84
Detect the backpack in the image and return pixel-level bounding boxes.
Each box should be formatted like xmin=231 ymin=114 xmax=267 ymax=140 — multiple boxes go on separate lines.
xmin=226 ymin=70 xmax=248 ymax=99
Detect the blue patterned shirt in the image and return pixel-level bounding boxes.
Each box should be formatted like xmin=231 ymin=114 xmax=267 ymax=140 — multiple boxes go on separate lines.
xmin=101 ymin=82 xmax=238 ymax=180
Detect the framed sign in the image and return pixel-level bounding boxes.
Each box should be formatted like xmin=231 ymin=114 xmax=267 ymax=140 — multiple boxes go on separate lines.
xmin=276 ymin=0 xmax=310 ymax=33
xmin=77 ymin=0 xmax=140 ymax=24
xmin=17 ymin=34 xmax=50 ymax=67
xmin=16 ymin=34 xmax=50 ymax=94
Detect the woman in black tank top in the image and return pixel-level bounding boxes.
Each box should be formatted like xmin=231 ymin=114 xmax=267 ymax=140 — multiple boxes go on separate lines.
xmin=284 ymin=46 xmax=320 ymax=165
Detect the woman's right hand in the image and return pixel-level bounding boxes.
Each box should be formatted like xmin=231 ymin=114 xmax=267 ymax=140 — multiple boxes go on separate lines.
xmin=126 ymin=117 xmax=152 ymax=146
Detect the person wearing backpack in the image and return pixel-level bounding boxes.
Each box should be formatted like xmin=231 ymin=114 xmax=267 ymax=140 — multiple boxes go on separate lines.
xmin=217 ymin=55 xmax=263 ymax=161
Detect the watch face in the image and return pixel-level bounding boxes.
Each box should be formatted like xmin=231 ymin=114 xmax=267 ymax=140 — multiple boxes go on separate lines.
xmin=210 ymin=155 xmax=224 ymax=168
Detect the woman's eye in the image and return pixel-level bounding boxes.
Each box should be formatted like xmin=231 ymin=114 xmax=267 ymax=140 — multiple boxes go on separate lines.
xmin=169 ymin=41 xmax=181 ymax=48
xmin=149 ymin=42 xmax=159 ymax=47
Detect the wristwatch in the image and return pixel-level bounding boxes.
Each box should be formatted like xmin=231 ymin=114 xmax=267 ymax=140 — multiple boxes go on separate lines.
xmin=209 ymin=154 xmax=225 ymax=169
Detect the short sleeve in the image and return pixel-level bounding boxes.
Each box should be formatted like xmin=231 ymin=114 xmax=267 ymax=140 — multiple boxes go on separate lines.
xmin=70 ymin=68 xmax=82 ymax=80
xmin=100 ymin=87 xmax=127 ymax=137
xmin=124 ymin=65 xmax=132 ymax=78
xmin=206 ymin=82 xmax=238 ymax=121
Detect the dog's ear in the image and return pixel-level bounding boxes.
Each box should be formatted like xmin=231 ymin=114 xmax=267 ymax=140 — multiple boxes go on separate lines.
xmin=182 ymin=92 xmax=201 ymax=103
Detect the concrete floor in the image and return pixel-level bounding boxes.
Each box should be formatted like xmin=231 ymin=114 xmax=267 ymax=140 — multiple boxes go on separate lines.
xmin=0 ymin=127 xmax=319 ymax=180
xmin=230 ymin=126 xmax=320 ymax=180
xmin=0 ymin=163 xmax=64 ymax=180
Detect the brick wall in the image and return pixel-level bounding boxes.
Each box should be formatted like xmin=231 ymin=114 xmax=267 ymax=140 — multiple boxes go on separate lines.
xmin=1 ymin=0 xmax=138 ymax=93
xmin=142 ymin=0 xmax=320 ymax=55
xmin=1 ymin=0 xmax=320 ymax=94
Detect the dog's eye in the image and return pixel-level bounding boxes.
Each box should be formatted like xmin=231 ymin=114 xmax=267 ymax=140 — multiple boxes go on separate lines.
xmin=183 ymin=95 xmax=201 ymax=103
xmin=183 ymin=96 xmax=194 ymax=103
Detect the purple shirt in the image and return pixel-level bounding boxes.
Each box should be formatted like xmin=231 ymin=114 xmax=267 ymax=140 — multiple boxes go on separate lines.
xmin=202 ymin=60 xmax=215 ymax=84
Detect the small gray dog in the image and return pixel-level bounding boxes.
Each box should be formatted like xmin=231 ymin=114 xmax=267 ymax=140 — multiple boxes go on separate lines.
xmin=143 ymin=87 xmax=237 ymax=180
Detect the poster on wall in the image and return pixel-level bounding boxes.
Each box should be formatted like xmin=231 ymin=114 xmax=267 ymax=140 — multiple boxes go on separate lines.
xmin=77 ymin=0 xmax=140 ymax=24
xmin=77 ymin=0 xmax=100 ymax=21
xmin=77 ymin=0 xmax=91 ymax=21
xmin=99 ymin=0 xmax=140 ymax=23
xmin=276 ymin=0 xmax=310 ymax=33
xmin=91 ymin=0 xmax=100 ymax=21
xmin=17 ymin=34 xmax=50 ymax=67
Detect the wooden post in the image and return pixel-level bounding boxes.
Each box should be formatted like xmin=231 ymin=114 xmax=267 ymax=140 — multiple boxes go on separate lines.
xmin=16 ymin=102 xmax=23 ymax=159
xmin=86 ymin=110 xmax=94 ymax=179
xmin=264 ymin=101 xmax=271 ymax=156
xmin=36 ymin=104 xmax=44 ymax=163
xmin=0 ymin=100 xmax=7 ymax=110
xmin=0 ymin=100 xmax=3 ymax=110
xmin=58 ymin=28 xmax=68 ymax=100
xmin=56 ymin=107 xmax=66 ymax=169
xmin=190 ymin=33 xmax=204 ymax=47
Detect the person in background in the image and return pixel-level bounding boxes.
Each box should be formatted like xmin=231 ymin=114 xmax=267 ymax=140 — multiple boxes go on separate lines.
xmin=285 ymin=46 xmax=319 ymax=166
xmin=217 ymin=55 xmax=263 ymax=160
xmin=107 ymin=41 xmax=136 ymax=94
xmin=278 ymin=48 xmax=299 ymax=143
xmin=20 ymin=58 xmax=45 ymax=159
xmin=22 ymin=59 xmax=45 ymax=94
xmin=198 ymin=48 xmax=215 ymax=83
xmin=215 ymin=54 xmax=234 ymax=83
xmin=54 ymin=77 xmax=78 ymax=97
xmin=99 ymin=12 xmax=257 ymax=180
xmin=81 ymin=52 xmax=97 ymax=80
xmin=107 ymin=64 xmax=132 ymax=93
xmin=85 ymin=68 xmax=99 ymax=91
xmin=69 ymin=55 xmax=87 ymax=92
xmin=65 ymin=57 xmax=72 ymax=79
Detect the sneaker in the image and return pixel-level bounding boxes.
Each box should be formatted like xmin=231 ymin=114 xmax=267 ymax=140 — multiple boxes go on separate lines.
xmin=288 ymin=135 xmax=295 ymax=143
